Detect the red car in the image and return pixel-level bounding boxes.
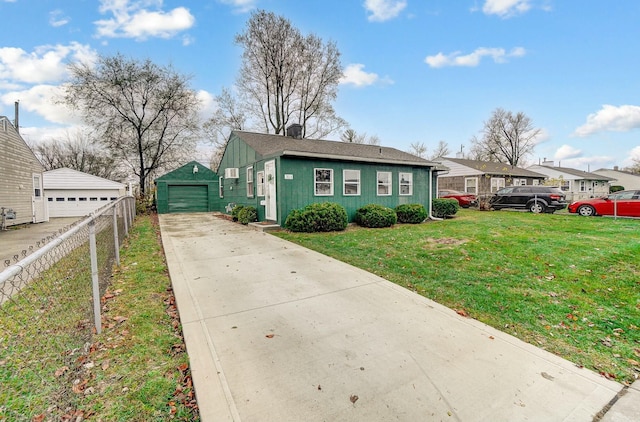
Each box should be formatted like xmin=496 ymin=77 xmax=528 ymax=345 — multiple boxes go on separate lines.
xmin=568 ymin=190 xmax=640 ymax=217
xmin=438 ymin=189 xmax=477 ymax=208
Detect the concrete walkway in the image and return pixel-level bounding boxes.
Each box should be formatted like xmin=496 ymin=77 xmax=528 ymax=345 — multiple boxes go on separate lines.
xmin=159 ymin=213 xmax=629 ymax=422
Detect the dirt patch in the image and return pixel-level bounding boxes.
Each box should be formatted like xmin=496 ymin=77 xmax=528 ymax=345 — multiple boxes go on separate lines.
xmin=424 ymin=237 xmax=468 ymax=246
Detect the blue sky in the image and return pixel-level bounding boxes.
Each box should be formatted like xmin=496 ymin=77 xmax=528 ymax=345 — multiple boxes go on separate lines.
xmin=1 ymin=0 xmax=639 ymax=170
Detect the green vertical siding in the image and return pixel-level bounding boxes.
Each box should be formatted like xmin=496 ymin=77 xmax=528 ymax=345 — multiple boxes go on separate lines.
xmin=278 ymin=157 xmax=432 ymax=225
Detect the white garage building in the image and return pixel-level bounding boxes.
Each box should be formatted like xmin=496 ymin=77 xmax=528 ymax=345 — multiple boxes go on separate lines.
xmin=43 ymin=168 xmax=126 ymax=218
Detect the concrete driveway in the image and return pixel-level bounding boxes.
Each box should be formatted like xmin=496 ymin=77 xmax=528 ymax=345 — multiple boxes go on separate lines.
xmin=159 ymin=213 xmax=624 ymax=421
xmin=0 ymin=217 xmax=80 ymax=266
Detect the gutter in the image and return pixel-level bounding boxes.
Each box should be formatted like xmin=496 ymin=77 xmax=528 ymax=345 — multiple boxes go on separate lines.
xmin=428 ymin=167 xmax=443 ymax=221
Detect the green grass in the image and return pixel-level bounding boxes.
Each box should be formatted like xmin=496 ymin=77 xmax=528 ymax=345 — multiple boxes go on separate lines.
xmin=274 ymin=209 xmax=640 ymax=384
xmin=0 ymin=215 xmax=198 ymax=421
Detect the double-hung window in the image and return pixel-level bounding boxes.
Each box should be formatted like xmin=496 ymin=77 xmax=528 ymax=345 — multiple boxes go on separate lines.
xmin=343 ymin=170 xmax=360 ymax=195
xmin=399 ymin=172 xmax=412 ymax=195
xmin=246 ymin=167 xmax=254 ymax=197
xmin=490 ymin=177 xmax=505 ymax=192
xmin=377 ymin=171 xmax=392 ymax=196
xmin=314 ymin=168 xmax=333 ymax=196
xmin=465 ymin=177 xmax=478 ymax=194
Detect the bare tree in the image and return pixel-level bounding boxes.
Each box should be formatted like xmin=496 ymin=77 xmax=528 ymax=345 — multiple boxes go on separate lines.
xmin=341 ymin=129 xmax=380 ymax=145
xmin=624 ymin=158 xmax=640 ymax=174
xmin=203 ymin=88 xmax=248 ymax=170
xmin=471 ymin=108 xmax=540 ymax=166
xmin=62 ymin=54 xmax=201 ymax=196
xmin=32 ymin=129 xmax=128 ymax=181
xmin=232 ymin=10 xmax=345 ymax=138
xmin=429 ymin=140 xmax=451 ymax=160
xmin=408 ymin=141 xmax=428 ymax=158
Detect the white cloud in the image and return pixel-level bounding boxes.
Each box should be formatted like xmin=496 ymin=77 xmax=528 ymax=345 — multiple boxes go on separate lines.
xmin=365 ymin=0 xmax=407 ymax=22
xmin=482 ymin=0 xmax=531 ymax=18
xmin=573 ymin=105 xmax=640 ymax=137
xmin=217 ymin=0 xmax=257 ymax=13
xmin=0 ymin=43 xmax=98 ymax=85
xmin=0 ymin=84 xmax=80 ymax=125
xmin=196 ymin=89 xmax=216 ymax=120
xmin=425 ymin=47 xmax=525 ymax=68
xmin=554 ymin=144 xmax=582 ymax=160
xmin=95 ymin=0 xmax=195 ymax=40
xmin=49 ymin=9 xmax=70 ymax=27
xmin=339 ymin=64 xmax=381 ymax=87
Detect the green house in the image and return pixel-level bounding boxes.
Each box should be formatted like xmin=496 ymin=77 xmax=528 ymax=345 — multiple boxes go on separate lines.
xmin=217 ymin=130 xmax=443 ymax=225
xmin=155 ymin=161 xmax=219 ymax=214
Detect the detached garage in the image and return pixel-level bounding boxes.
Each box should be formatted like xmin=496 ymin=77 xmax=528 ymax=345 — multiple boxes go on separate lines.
xmin=155 ymin=161 xmax=219 ymax=214
xmin=43 ymin=168 xmax=126 ymax=217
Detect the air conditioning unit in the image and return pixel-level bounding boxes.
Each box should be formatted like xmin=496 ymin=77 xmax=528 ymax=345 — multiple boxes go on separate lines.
xmin=224 ymin=168 xmax=239 ymax=179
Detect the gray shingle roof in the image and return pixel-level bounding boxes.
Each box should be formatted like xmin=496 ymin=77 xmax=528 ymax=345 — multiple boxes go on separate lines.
xmin=232 ymin=131 xmax=440 ymax=167
xmin=537 ymin=165 xmax=615 ymax=181
xmin=439 ymin=157 xmax=546 ymax=178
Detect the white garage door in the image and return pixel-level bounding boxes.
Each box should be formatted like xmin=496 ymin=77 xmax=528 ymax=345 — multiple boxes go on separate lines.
xmin=47 ymin=190 xmax=120 ymax=217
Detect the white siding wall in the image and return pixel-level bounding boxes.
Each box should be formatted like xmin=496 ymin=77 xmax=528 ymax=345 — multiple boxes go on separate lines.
xmin=0 ymin=117 xmax=46 ymax=226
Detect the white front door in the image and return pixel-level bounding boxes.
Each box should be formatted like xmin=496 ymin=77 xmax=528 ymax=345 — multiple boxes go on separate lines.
xmin=264 ymin=160 xmax=277 ymax=221
xmin=32 ymin=173 xmax=47 ymax=223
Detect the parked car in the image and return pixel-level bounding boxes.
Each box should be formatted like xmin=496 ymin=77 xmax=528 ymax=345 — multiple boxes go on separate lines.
xmin=489 ymin=186 xmax=567 ymax=213
xmin=568 ymin=190 xmax=640 ymax=217
xmin=438 ymin=189 xmax=477 ymax=207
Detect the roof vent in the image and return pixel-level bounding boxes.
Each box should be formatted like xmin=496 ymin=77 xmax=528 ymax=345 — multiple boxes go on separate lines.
xmin=286 ymin=124 xmax=302 ymax=139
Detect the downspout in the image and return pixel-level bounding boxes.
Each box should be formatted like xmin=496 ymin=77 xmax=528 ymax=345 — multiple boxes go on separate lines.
xmin=428 ymin=167 xmax=443 ymax=221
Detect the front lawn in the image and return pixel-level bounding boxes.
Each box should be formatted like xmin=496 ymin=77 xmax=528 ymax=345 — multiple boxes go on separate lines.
xmin=274 ymin=209 xmax=640 ymax=384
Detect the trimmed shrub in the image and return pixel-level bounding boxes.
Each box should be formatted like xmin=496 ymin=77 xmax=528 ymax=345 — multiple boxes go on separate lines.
xmin=284 ymin=202 xmax=348 ymax=232
xmin=395 ymin=204 xmax=427 ymax=224
xmin=432 ymin=198 xmax=459 ymax=218
xmin=354 ymin=204 xmax=397 ymax=228
xmin=237 ymin=206 xmax=257 ymax=225
xmin=610 ymin=185 xmax=625 ymax=193
xmin=231 ymin=204 xmax=244 ymax=222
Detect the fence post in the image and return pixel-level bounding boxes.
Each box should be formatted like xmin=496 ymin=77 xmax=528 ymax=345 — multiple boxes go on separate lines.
xmin=89 ymin=219 xmax=102 ymax=334
xmin=123 ymin=199 xmax=130 ymax=236
xmin=113 ymin=205 xmax=120 ymax=266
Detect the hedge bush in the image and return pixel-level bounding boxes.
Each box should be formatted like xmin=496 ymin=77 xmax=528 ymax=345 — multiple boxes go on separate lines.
xmin=610 ymin=185 xmax=625 ymax=193
xmin=432 ymin=198 xmax=459 ymax=218
xmin=354 ymin=204 xmax=397 ymax=228
xmin=231 ymin=204 xmax=244 ymax=222
xmin=395 ymin=203 xmax=427 ymax=224
xmin=284 ymin=202 xmax=348 ymax=232
xmin=237 ymin=206 xmax=257 ymax=225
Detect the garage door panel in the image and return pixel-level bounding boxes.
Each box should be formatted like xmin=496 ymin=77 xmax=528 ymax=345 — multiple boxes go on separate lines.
xmin=168 ymin=185 xmax=208 ymax=213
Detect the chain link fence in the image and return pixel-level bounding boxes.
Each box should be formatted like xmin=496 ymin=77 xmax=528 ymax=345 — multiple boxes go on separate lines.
xmin=0 ymin=196 xmax=135 ymax=419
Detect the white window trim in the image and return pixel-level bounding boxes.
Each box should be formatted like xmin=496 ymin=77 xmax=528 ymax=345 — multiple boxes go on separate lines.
xmin=491 ymin=177 xmax=505 ymax=192
xmin=579 ymin=180 xmax=587 ymax=192
xmin=219 ymin=177 xmax=224 ymax=198
xmin=314 ymin=168 xmax=334 ymax=196
xmin=465 ymin=177 xmax=478 ymax=194
xmin=246 ymin=166 xmax=254 ymax=198
xmin=256 ymin=171 xmax=265 ymax=197
xmin=343 ymin=169 xmax=360 ymax=196
xmin=399 ymin=172 xmax=413 ymax=196
xmin=377 ymin=171 xmax=392 ymax=196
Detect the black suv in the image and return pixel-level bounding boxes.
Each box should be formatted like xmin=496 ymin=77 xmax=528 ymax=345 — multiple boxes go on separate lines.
xmin=489 ymin=186 xmax=567 ymax=213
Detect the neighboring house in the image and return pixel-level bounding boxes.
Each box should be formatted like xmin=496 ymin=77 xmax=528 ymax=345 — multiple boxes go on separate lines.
xmin=0 ymin=116 xmax=47 ymax=228
xmin=43 ymin=168 xmax=126 ymax=217
xmin=434 ymin=157 xmax=546 ymax=194
xmin=155 ymin=161 xmax=219 ymax=214
xmin=217 ymin=130 xmax=444 ymax=225
xmin=528 ymin=162 xmax=613 ymax=201
xmin=593 ymin=167 xmax=640 ymax=191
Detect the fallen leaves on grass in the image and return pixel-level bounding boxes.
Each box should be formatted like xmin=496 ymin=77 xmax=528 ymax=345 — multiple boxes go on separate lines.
xmin=455 ymin=309 xmax=469 ymax=318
